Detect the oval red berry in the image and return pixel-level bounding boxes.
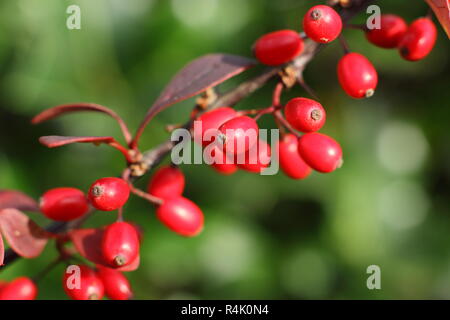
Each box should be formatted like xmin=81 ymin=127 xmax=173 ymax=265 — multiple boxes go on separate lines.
xmin=96 ymin=266 xmax=132 ymax=300
xmin=218 ymin=116 xmax=259 ymax=155
xmin=40 ymin=187 xmax=89 ymax=221
xmin=366 ymin=14 xmax=407 ymax=48
xmin=0 ymin=277 xmax=37 ymax=300
xmin=63 ymin=265 xmax=104 ymax=300
xmin=278 ymin=134 xmax=312 ymax=179
xmin=88 ymin=177 xmax=130 ymax=211
xmin=237 ymin=139 xmax=271 ymax=173
xmin=156 ymin=197 xmax=204 ymax=237
xmin=303 ymin=5 xmax=342 ymax=43
xmin=284 ymin=97 xmax=326 ymax=133
xmin=337 ymin=52 xmax=378 ymax=99
xmin=298 ymin=132 xmax=343 ymax=173
xmin=194 ymin=107 xmax=237 ymax=146
xmin=399 ymin=17 xmax=437 ymax=61
xmin=148 ymin=165 xmax=185 ymax=200
xmin=101 ymin=221 xmax=140 ymax=267
xmin=254 ymin=30 xmax=304 ymax=66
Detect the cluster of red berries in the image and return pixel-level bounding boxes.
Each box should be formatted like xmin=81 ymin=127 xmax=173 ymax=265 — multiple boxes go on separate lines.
xmin=254 ymin=5 xmax=343 ymax=66
xmin=195 ymin=107 xmax=268 ymax=174
xmin=33 ymin=174 xmax=204 ymax=299
xmin=194 ymin=96 xmax=342 ymax=179
xmin=148 ymin=165 xmax=204 ymax=237
xmin=366 ymin=14 xmax=437 ymax=61
xmin=63 ymin=265 xmax=132 ymax=300
xmin=1 ymin=3 xmax=441 ymax=300
xmin=253 ymin=6 xmax=437 ymax=99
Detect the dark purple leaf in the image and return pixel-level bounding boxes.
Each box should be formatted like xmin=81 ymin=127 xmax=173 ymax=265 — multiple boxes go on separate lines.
xmin=132 ymin=54 xmax=256 ymax=146
xmin=0 ymin=190 xmax=39 ymax=212
xmin=0 ymin=208 xmax=49 ymax=259
xmin=32 ymin=103 xmax=132 ymax=143
xmin=69 ymin=228 xmax=139 ymax=272
xmin=39 ymin=136 xmax=115 ymax=148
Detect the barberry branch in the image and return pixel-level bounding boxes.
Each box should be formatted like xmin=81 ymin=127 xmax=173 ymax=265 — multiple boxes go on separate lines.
xmin=1 ymin=0 xmax=375 ymax=269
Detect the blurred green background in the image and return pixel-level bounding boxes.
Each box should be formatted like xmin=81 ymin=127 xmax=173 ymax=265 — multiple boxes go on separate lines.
xmin=0 ymin=0 xmax=449 ymax=299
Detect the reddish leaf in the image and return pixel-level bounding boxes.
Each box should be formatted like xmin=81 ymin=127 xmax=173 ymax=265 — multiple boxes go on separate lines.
xmin=0 ymin=209 xmax=49 ymax=259
xmin=0 ymin=234 xmax=4 ymax=266
xmin=425 ymin=0 xmax=450 ymax=38
xmin=0 ymin=190 xmax=39 ymax=212
xmin=69 ymin=228 xmax=139 ymax=272
xmin=39 ymin=136 xmax=115 ymax=148
xmin=31 ymin=103 xmax=132 ymax=143
xmin=132 ymin=54 xmax=256 ymax=146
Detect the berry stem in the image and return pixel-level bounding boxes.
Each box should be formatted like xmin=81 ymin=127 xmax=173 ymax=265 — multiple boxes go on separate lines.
xmin=273 ymin=110 xmax=301 ymax=138
xmin=108 ymin=140 xmax=135 ymax=163
xmin=117 ymin=207 xmax=124 ymax=222
xmin=129 ymin=184 xmax=164 ymax=205
xmin=338 ymin=35 xmax=351 ymax=54
xmin=297 ymin=76 xmax=320 ymax=100
xmin=272 ymin=82 xmax=284 ymax=107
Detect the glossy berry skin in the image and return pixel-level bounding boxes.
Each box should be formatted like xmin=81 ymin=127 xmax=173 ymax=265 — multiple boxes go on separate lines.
xmin=148 ymin=166 xmax=185 ymax=200
xmin=194 ymin=107 xmax=237 ymax=146
xmin=365 ymin=14 xmax=407 ymax=48
xmin=0 ymin=277 xmax=37 ymax=300
xmin=303 ymin=5 xmax=342 ymax=43
xmin=284 ymin=97 xmax=326 ymax=133
xmin=96 ymin=266 xmax=132 ymax=300
xmin=40 ymin=187 xmax=89 ymax=221
xmin=156 ymin=197 xmax=204 ymax=237
xmin=337 ymin=53 xmax=378 ymax=99
xmin=218 ymin=116 xmax=259 ymax=155
xmin=63 ymin=265 xmax=104 ymax=300
xmin=237 ymin=139 xmax=271 ymax=173
xmin=207 ymin=146 xmax=238 ymax=175
xmin=298 ymin=133 xmax=343 ymax=173
xmin=399 ymin=18 xmax=437 ymax=61
xmin=88 ymin=177 xmax=130 ymax=211
xmin=211 ymin=162 xmax=238 ymax=175
xmin=278 ymin=134 xmax=312 ymax=179
xmin=102 ymin=222 xmax=140 ymax=267
xmin=254 ymin=30 xmax=304 ymax=66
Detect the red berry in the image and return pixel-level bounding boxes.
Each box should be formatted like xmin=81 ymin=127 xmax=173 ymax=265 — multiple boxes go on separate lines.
xmin=96 ymin=266 xmax=132 ymax=300
xmin=194 ymin=107 xmax=237 ymax=146
xmin=237 ymin=139 xmax=271 ymax=173
xmin=399 ymin=17 xmax=437 ymax=61
xmin=218 ymin=116 xmax=259 ymax=155
xmin=88 ymin=177 xmax=130 ymax=211
xmin=156 ymin=197 xmax=204 ymax=237
xmin=298 ymin=133 xmax=343 ymax=173
xmin=303 ymin=5 xmax=342 ymax=43
xmin=337 ymin=52 xmax=378 ymax=99
xmin=254 ymin=30 xmax=304 ymax=66
xmin=0 ymin=277 xmax=37 ymax=300
xmin=63 ymin=265 xmax=104 ymax=300
xmin=40 ymin=187 xmax=89 ymax=221
xmin=207 ymin=146 xmax=238 ymax=175
xmin=284 ymin=97 xmax=326 ymax=133
xmin=148 ymin=165 xmax=185 ymax=200
xmin=365 ymin=14 xmax=407 ymax=48
xmin=102 ymin=222 xmax=140 ymax=267
xmin=278 ymin=134 xmax=312 ymax=179
xmin=211 ymin=162 xmax=238 ymax=175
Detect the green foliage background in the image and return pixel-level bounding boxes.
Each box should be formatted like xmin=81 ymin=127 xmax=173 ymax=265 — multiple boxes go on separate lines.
xmin=0 ymin=0 xmax=449 ymax=299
